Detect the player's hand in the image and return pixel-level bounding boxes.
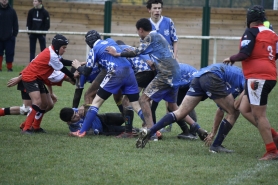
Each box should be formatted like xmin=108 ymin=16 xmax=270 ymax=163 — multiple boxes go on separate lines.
xmin=51 ymin=93 xmax=58 ymax=103
xmin=223 ymin=57 xmax=234 ymax=65
xmin=106 ymin=46 xmax=118 ymax=56
xmin=7 ymin=76 xmax=21 ymax=87
xmin=72 ymin=59 xmax=81 ymax=69
xmin=204 ymin=132 xmax=214 ymax=147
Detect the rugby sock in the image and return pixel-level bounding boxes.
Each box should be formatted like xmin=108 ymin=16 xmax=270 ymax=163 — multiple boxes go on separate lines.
xmin=32 ymin=110 xmax=46 ymax=129
xmin=23 ymin=105 xmax=41 ymax=131
xmin=176 ymin=120 xmax=190 ymax=134
xmin=72 ymin=88 xmax=83 ymax=108
xmin=0 ymin=56 xmax=2 ymax=70
xmin=123 ymin=107 xmax=134 ymax=133
xmin=6 ymin=62 xmax=12 ymax=70
xmin=212 ymin=119 xmax=233 ymax=147
xmin=150 ymin=113 xmax=176 ymax=135
xmin=137 ymin=109 xmax=145 ymax=122
xmin=117 ymin=104 xmax=123 ymax=114
xmin=265 ymin=142 xmax=276 ymax=153
xmin=79 ymin=106 xmax=99 ymax=133
xmin=270 ymin=128 xmax=278 ymax=138
xmin=151 ymin=101 xmax=159 ymax=123
xmin=0 ymin=108 xmax=4 ymax=116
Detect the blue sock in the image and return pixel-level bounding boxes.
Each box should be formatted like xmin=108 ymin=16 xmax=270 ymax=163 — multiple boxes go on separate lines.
xmin=150 ymin=113 xmax=176 ymax=135
xmin=212 ymin=119 xmax=233 ymax=147
xmin=79 ymin=106 xmax=99 ymax=133
xmin=137 ymin=109 xmax=145 ymax=122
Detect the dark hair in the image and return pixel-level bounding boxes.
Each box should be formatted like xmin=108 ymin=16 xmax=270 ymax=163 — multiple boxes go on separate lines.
xmin=246 ymin=5 xmax=265 ymax=28
xmin=59 ymin=108 xmax=74 ymax=122
xmin=116 ymin=40 xmax=126 ymax=45
xmin=136 ymin=18 xmax=152 ymax=32
xmin=146 ymin=0 xmax=163 ymax=9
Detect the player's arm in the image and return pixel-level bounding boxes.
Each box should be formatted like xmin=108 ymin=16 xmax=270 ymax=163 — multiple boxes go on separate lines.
xmin=46 ymin=85 xmax=58 ymax=103
xmin=170 ymin=18 xmax=179 ymax=60
xmin=204 ymin=108 xmax=224 ymax=146
xmin=7 ymin=75 xmax=22 ymax=87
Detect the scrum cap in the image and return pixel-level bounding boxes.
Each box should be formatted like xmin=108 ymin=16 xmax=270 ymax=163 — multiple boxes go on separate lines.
xmin=246 ymin=5 xmax=265 ymax=28
xmin=52 ymin=34 xmax=69 ymax=54
xmin=85 ymin=30 xmax=101 ymax=48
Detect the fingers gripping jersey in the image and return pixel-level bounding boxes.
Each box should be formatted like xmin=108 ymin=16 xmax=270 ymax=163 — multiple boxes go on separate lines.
xmin=86 ymin=38 xmax=132 ymax=73
xmin=22 ymin=46 xmax=64 ymax=83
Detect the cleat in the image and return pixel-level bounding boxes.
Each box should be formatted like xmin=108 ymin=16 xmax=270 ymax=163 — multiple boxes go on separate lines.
xmin=136 ymin=128 xmax=151 ymax=148
xmin=69 ymin=130 xmax=86 ymax=137
xmin=132 ymin=128 xmax=140 ymax=136
xmin=116 ymin=132 xmax=134 ymax=138
xmin=177 ymin=132 xmax=197 ymax=140
xmin=197 ymin=128 xmax=208 ymax=141
xmin=33 ymin=128 xmax=47 ymax=133
xmin=209 ymin=145 xmax=234 ymax=153
xmin=259 ymin=150 xmax=278 ymax=160
xmin=21 ymin=129 xmax=33 ymax=134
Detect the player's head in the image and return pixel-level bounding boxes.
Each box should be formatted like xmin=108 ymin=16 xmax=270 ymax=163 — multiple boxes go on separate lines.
xmin=116 ymin=40 xmax=126 ymax=45
xmin=136 ymin=18 xmax=152 ymax=32
xmin=0 ymin=0 xmax=9 ymax=8
xmin=246 ymin=5 xmax=265 ymax=28
xmin=85 ymin=30 xmax=101 ymax=48
xmin=60 ymin=107 xmax=75 ymax=123
xmin=52 ymin=34 xmax=69 ymax=55
xmin=146 ymin=0 xmax=163 ymax=10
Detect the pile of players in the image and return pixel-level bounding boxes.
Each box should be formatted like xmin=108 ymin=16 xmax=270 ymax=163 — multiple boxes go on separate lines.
xmin=1 ymin=1 xmax=278 ymax=161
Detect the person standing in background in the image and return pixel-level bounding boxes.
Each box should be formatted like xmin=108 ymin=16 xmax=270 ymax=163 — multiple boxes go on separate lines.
xmin=27 ymin=0 xmax=50 ymax=62
xmin=0 ymin=0 xmax=18 ymax=72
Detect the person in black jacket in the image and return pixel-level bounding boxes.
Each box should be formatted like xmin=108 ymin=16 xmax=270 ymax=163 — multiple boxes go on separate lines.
xmin=0 ymin=0 xmax=18 ymax=72
xmin=27 ymin=0 xmax=50 ymax=62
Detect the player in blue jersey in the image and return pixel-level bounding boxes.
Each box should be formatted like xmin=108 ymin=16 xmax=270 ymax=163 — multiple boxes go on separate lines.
xmin=135 ymin=63 xmax=245 ymax=150
xmin=106 ymin=19 xmax=198 ymax=141
xmin=69 ymin=30 xmax=144 ymax=138
xmin=146 ymin=0 xmax=178 ymax=59
xmin=59 ymin=105 xmax=137 ymax=136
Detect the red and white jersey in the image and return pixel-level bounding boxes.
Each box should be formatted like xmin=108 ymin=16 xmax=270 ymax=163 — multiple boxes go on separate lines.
xmin=239 ymin=25 xmax=278 ymax=80
xmin=21 ymin=46 xmax=64 ymax=83
xmin=46 ymin=70 xmax=65 ymax=86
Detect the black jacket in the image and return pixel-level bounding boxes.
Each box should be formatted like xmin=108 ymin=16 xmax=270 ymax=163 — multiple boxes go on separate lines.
xmin=27 ymin=6 xmax=50 ymax=32
xmin=0 ymin=4 xmax=18 ymax=41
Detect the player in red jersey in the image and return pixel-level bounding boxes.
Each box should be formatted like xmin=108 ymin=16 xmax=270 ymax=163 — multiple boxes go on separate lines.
xmin=20 ymin=34 xmax=76 ymax=134
xmin=223 ymin=5 xmax=278 ymax=160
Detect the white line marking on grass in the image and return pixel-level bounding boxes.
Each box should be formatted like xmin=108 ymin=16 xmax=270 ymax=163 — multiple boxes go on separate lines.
xmin=223 ymin=163 xmax=272 ymax=185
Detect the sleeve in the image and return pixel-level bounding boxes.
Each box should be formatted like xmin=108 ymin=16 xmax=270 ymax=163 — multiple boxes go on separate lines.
xmin=60 ymin=66 xmax=75 ymax=82
xmin=86 ymin=49 xmax=96 ymax=68
xmin=169 ymin=18 xmax=178 ymax=42
xmin=26 ymin=10 xmax=32 ymax=29
xmin=238 ymin=29 xmax=256 ymax=56
xmin=43 ymin=9 xmax=50 ymax=30
xmin=13 ymin=9 xmax=19 ymax=37
xmin=120 ymin=36 xmax=152 ymax=57
xmin=60 ymin=58 xmax=72 ymax=66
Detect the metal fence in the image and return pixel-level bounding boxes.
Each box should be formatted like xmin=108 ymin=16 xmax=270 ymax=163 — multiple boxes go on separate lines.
xmin=51 ymin=0 xmax=274 ymax=9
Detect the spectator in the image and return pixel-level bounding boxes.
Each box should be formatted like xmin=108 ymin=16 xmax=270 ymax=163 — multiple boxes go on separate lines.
xmin=0 ymin=0 xmax=18 ymax=72
xmin=27 ymin=0 xmax=50 ymax=62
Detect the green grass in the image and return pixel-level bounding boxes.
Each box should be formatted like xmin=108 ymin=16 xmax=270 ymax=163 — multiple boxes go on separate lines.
xmin=0 ymin=66 xmax=278 ymax=185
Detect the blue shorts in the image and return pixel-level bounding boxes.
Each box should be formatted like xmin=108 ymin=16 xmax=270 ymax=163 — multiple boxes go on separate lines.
xmin=187 ymin=73 xmax=231 ymax=100
xmin=100 ymin=67 xmax=139 ymax=95
xmin=144 ymin=77 xmax=178 ymax=103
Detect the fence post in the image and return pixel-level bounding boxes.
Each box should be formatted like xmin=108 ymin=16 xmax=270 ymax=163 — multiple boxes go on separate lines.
xmin=104 ymin=1 xmax=112 ymax=40
xmin=201 ymin=0 xmax=210 ymax=68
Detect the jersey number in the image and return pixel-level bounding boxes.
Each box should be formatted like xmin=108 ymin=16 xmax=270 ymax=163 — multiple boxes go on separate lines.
xmin=267 ymin=46 xmax=274 ymax=60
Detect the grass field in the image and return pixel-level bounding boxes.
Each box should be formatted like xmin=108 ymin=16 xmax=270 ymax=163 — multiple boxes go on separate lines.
xmin=0 ymin=66 xmax=278 ymax=185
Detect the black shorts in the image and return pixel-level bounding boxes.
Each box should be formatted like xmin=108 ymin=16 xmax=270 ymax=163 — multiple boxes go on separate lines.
xmin=22 ymin=79 xmax=48 ymax=94
xmin=135 ymin=71 xmax=155 ymax=88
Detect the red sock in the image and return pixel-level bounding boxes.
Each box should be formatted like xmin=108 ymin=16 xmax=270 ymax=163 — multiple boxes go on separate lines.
xmin=0 ymin=108 xmax=4 ymax=116
xmin=32 ymin=112 xmax=45 ymax=129
xmin=265 ymin=142 xmax=276 ymax=153
xmin=0 ymin=56 xmax=3 ymax=70
xmin=270 ymin=128 xmax=278 ymax=138
xmin=23 ymin=108 xmax=36 ymax=131
xmin=6 ymin=62 xmax=12 ymax=70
